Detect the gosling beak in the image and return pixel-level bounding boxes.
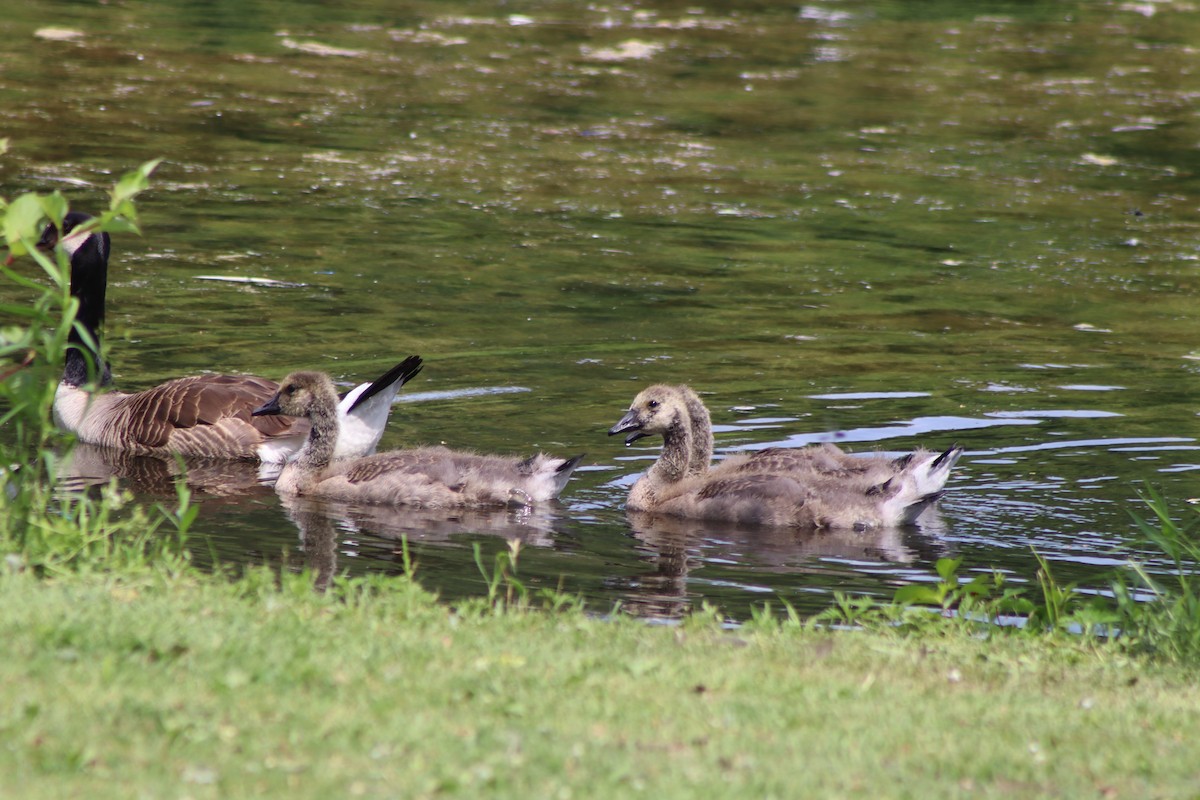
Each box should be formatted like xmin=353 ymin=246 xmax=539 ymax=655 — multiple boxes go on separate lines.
xmin=608 ymin=409 xmax=650 ymax=447
xmin=251 ymin=393 xmax=283 ymax=417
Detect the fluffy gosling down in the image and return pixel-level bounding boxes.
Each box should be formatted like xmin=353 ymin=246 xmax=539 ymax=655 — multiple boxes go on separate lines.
xmin=609 ymin=384 xmax=962 ymax=530
xmin=253 ymin=369 xmax=584 ymax=508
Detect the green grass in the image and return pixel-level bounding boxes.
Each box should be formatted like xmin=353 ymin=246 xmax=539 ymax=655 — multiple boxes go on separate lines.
xmin=2 ymin=569 xmax=1199 ymax=799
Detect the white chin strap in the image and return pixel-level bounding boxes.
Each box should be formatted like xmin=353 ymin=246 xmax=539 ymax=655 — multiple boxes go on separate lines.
xmin=60 ymin=227 xmax=94 ymax=257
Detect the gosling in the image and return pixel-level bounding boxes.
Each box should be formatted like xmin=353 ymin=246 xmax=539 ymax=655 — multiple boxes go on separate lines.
xmin=609 ymin=384 xmax=961 ymax=529
xmin=253 ymin=370 xmax=583 ymax=508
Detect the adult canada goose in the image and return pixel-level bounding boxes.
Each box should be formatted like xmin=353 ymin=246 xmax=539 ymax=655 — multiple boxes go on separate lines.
xmin=609 ymin=384 xmax=962 ymax=529
xmin=252 ymin=370 xmax=584 ymax=508
xmin=35 ymin=211 xmax=421 ymax=462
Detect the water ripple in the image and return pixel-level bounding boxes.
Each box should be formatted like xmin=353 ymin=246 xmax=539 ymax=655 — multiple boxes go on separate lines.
xmin=396 ymin=386 xmax=531 ymax=403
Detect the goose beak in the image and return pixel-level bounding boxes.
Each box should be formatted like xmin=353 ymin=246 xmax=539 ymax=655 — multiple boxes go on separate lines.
xmin=252 ymin=394 xmax=283 ymax=417
xmin=6 ymin=226 xmax=60 ymax=266
xmin=36 ymin=230 xmax=58 ymax=251
xmin=608 ymin=409 xmax=650 ymax=446
xmin=6 ymin=235 xmax=55 ymax=266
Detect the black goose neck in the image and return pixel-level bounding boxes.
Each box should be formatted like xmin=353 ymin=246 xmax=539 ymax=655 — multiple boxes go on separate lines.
xmin=62 ymin=228 xmax=112 ymax=388
xmin=68 ymin=231 xmax=110 ymax=342
xmin=62 ymin=346 xmax=111 ymax=388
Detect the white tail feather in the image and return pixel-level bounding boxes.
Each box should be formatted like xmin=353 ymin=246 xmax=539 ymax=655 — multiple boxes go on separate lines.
xmin=881 ymin=445 xmax=963 ymax=525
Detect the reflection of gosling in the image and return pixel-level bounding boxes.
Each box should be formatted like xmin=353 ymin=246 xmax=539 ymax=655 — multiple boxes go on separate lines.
xmin=609 ymin=384 xmax=962 ymax=529
xmin=254 ymin=371 xmax=583 ymax=508
xmin=36 ymin=212 xmax=422 ymax=462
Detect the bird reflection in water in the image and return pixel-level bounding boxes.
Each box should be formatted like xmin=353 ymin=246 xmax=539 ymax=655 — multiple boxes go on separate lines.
xmin=619 ymin=510 xmax=948 ymax=621
xmin=283 ymin=501 xmax=341 ymax=593
xmin=58 ymin=442 xmax=273 ymax=497
xmin=278 ymin=493 xmax=574 ymax=592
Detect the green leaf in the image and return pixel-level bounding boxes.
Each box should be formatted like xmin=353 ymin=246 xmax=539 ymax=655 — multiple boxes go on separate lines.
xmin=3 ymin=193 xmax=47 ymax=255
xmin=894 ymin=585 xmax=944 ymax=606
xmin=101 ymin=216 xmax=143 ymax=236
xmin=26 ymin=246 xmax=69 ymax=290
xmin=0 ymin=262 xmax=55 ymax=293
xmin=109 ymin=158 xmax=163 ymax=210
xmin=934 ymin=557 xmax=962 ymax=585
xmin=995 ymin=595 xmax=1036 ymax=615
xmin=0 ymin=304 xmax=48 ymax=320
xmin=962 ymin=576 xmax=995 ymax=597
xmin=38 ymin=191 xmax=68 ymax=231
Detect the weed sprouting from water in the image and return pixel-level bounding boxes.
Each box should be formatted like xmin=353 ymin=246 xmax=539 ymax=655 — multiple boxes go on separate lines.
xmin=474 ymin=538 xmax=529 ymax=611
xmin=785 ymin=489 xmax=1200 ymax=664
xmin=1106 ymin=487 xmax=1200 ymax=662
xmin=468 ymin=537 xmax=585 ymax=614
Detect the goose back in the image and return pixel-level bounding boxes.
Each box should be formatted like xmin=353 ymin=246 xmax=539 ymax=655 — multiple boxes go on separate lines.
xmin=55 ymin=374 xmax=306 ymax=460
xmin=628 ymin=470 xmax=917 ymax=529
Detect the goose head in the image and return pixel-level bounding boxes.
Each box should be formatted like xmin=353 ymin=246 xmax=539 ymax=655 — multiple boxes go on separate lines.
xmin=37 ymin=211 xmax=111 ymax=313
xmin=38 ymin=211 xmax=109 ymax=258
xmin=252 ymin=371 xmax=339 ymax=419
xmin=608 ymin=384 xmax=691 ymax=446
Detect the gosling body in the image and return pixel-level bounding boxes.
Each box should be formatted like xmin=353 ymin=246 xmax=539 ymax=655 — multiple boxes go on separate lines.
xmin=609 ymin=384 xmax=961 ymax=530
xmin=254 ymin=370 xmax=583 ymax=508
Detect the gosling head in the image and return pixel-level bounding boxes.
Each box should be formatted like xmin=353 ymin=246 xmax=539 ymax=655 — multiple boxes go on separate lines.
xmin=608 ymin=384 xmax=690 ymax=446
xmin=253 ymin=371 xmax=337 ymax=419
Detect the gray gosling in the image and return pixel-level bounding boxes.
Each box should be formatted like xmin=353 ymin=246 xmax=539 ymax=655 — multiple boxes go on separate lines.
xmin=253 ymin=370 xmax=584 ymax=508
xmin=609 ymin=384 xmax=962 ymax=530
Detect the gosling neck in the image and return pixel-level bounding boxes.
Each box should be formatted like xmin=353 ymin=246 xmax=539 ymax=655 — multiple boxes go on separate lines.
xmin=650 ymin=414 xmax=692 ymax=486
xmin=294 ymin=388 xmax=342 ymax=474
xmin=628 ymin=415 xmax=692 ymax=511
xmin=680 ymin=387 xmax=713 ymax=475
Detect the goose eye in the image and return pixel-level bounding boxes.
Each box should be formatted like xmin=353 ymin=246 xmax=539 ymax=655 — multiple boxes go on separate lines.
xmin=284 ymin=384 xmax=297 ymax=394
xmin=648 ymin=399 xmax=660 ymax=409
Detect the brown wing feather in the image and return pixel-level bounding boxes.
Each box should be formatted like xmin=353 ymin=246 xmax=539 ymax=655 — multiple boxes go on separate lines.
xmin=344 ymin=456 xmax=404 ymax=485
xmin=343 ymin=447 xmax=463 ymax=486
xmin=112 ymin=375 xmax=301 ymax=450
xmin=696 ymin=473 xmax=805 ymax=501
xmin=736 ymin=446 xmax=870 ymax=478
xmin=663 ymin=473 xmax=818 ymax=528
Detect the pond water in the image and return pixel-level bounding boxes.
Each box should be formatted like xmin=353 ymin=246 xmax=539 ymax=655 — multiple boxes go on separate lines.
xmin=3 ymin=0 xmax=1199 ymax=619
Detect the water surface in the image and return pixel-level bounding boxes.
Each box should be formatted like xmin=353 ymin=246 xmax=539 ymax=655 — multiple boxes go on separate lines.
xmin=3 ymin=0 xmax=1199 ymax=618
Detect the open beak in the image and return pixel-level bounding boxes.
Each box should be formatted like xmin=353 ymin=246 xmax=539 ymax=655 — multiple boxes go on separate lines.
xmin=608 ymin=409 xmax=650 ymax=447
